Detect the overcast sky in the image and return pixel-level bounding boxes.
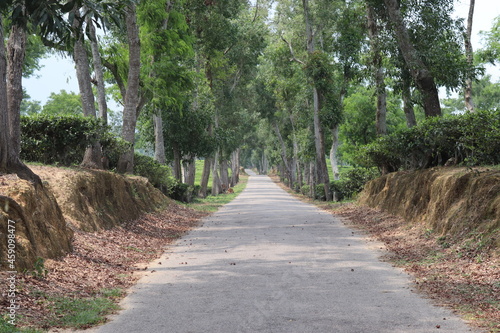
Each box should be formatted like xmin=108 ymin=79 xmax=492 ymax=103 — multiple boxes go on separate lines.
xmin=23 ymin=0 xmax=500 ymax=107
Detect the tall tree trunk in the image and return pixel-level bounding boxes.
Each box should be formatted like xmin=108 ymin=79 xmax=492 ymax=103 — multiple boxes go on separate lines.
xmin=0 ymin=16 xmax=40 ymax=184
xmin=383 ymin=0 xmax=442 ymax=118
xmin=184 ymin=157 xmax=196 ymax=186
xmin=87 ymin=15 xmax=108 ymax=122
xmin=274 ymin=122 xmax=292 ymax=186
xmin=464 ymin=0 xmax=475 ymax=112
xmin=73 ymin=9 xmax=103 ymax=169
xmin=199 ymin=158 xmax=211 ymax=197
xmin=118 ymin=4 xmax=141 ymax=174
xmin=153 ymin=113 xmax=166 ymax=164
xmin=402 ymin=79 xmax=417 ymax=127
xmin=230 ymin=149 xmax=240 ymax=186
xmin=6 ymin=22 xmax=26 ymax=156
xmin=211 ymin=149 xmax=222 ymax=195
xmin=220 ymin=159 xmax=229 ymax=191
xmin=303 ymin=0 xmax=331 ymax=200
xmin=172 ymin=143 xmax=182 ymax=182
xmin=367 ymin=5 xmax=387 ymax=136
xmin=329 ymin=126 xmax=340 ymax=180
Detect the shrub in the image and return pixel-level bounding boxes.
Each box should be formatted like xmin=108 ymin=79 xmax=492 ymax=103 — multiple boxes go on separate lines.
xmin=21 ymin=114 xmax=127 ymax=166
xmin=354 ymin=110 xmax=500 ymax=172
xmin=133 ymin=154 xmax=176 ymax=195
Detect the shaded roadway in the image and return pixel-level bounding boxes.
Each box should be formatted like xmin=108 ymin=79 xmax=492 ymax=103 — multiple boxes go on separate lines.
xmin=89 ymin=170 xmax=477 ymax=333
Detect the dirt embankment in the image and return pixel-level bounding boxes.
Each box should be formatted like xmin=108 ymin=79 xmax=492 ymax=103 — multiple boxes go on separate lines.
xmin=359 ymin=167 xmax=500 ymax=253
xmin=0 ymin=166 xmax=170 ymax=270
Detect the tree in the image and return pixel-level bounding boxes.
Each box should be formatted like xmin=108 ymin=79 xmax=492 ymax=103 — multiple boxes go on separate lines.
xmin=42 ymin=90 xmax=83 ymax=115
xmin=117 ymin=3 xmax=141 ymax=174
xmin=381 ymin=0 xmax=442 ymax=117
xmin=464 ymin=0 xmax=475 ymax=112
xmin=0 ymin=0 xmax=72 ymax=183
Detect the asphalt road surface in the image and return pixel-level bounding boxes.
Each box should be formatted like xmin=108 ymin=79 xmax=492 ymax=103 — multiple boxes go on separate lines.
xmin=88 ymin=170 xmax=477 ymax=333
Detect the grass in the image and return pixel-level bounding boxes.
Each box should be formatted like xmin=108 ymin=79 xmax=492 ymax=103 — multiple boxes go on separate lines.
xmin=194 ymin=159 xmax=233 ymax=187
xmin=0 ymin=316 xmax=42 ymax=333
xmin=43 ymin=295 xmax=119 ymax=329
xmin=186 ymin=174 xmax=249 ymax=213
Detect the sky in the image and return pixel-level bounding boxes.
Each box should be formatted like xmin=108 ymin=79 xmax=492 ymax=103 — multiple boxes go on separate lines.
xmin=22 ymin=0 xmax=500 ymax=107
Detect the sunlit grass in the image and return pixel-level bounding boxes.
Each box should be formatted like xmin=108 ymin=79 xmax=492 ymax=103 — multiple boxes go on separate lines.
xmin=186 ymin=174 xmax=248 ymax=213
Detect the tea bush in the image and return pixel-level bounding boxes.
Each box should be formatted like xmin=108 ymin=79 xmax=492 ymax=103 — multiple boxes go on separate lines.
xmin=354 ymin=110 xmax=500 ymax=172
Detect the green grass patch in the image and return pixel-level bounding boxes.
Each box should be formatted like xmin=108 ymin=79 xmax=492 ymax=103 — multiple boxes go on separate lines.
xmin=0 ymin=316 xmax=42 ymax=333
xmin=44 ymin=296 xmax=119 ymax=329
xmin=187 ymin=175 xmax=248 ymax=212
xmin=194 ymin=159 xmax=232 ymax=186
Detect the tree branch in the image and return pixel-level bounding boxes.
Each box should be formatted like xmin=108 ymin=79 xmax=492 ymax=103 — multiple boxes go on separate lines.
xmin=280 ymin=35 xmax=305 ymax=65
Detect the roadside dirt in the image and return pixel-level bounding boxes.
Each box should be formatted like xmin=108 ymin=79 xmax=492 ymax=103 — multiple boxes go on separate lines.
xmin=0 ymin=204 xmax=206 ymax=330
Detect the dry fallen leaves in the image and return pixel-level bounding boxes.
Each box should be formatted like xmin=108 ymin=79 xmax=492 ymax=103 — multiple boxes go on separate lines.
xmin=0 ymin=203 xmax=207 ymax=330
xmin=334 ymin=204 xmax=499 ymax=332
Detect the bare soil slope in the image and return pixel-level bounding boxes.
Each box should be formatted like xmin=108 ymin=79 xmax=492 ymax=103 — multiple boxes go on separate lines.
xmin=359 ymin=167 xmax=499 ymax=253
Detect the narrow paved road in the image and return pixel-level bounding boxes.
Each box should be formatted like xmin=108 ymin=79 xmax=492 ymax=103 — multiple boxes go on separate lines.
xmin=91 ymin=171 xmax=476 ymax=333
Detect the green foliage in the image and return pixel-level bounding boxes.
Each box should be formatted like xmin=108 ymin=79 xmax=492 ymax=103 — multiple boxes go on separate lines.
xmin=21 ymin=114 xmax=125 ymax=166
xmin=133 ymin=154 xmax=176 ymax=195
xmin=330 ymin=167 xmax=380 ymax=201
xmin=29 ymin=257 xmax=48 ymax=279
xmin=41 ymin=90 xmax=83 ymax=116
xmin=355 ymin=110 xmax=500 ymax=171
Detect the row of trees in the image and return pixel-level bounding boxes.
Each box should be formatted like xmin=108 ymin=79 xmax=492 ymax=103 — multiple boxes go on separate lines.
xmin=1 ymin=0 xmax=267 ymax=196
xmin=241 ymin=0 xmax=500 ymax=199
xmin=2 ymin=0 xmax=500 ymax=200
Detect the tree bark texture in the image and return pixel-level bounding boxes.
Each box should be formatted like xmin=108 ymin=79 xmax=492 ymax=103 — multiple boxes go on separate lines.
xmin=383 ymin=0 xmax=442 ymax=118
xmin=211 ymin=150 xmax=222 ymax=196
xmin=6 ymin=23 xmax=26 ymax=155
xmin=329 ymin=126 xmax=340 ymax=181
xmin=87 ymin=15 xmax=108 ymax=122
xmin=153 ymin=113 xmax=166 ymax=164
xmin=220 ymin=159 xmax=229 ymax=191
xmin=0 ymin=16 xmax=40 ymax=184
xmin=402 ymin=80 xmax=417 ymax=127
xmin=464 ymin=0 xmax=475 ymax=112
xmin=118 ymin=4 xmax=141 ymax=174
xmin=230 ymin=149 xmax=240 ymax=187
xmin=367 ymin=5 xmax=387 ymax=136
xmin=303 ymin=0 xmax=331 ymax=200
xmin=199 ymin=158 xmax=212 ymax=198
xmin=183 ymin=158 xmax=196 ymax=186
xmin=172 ymin=143 xmax=182 ymax=182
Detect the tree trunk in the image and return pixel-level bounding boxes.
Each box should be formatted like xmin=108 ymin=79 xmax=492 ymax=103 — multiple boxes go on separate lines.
xmin=274 ymin=122 xmax=293 ymax=186
xmin=402 ymin=79 xmax=417 ymax=127
xmin=117 ymin=4 xmax=141 ymax=174
xmin=73 ymin=9 xmax=103 ymax=169
xmin=211 ymin=149 xmax=222 ymax=195
xmin=367 ymin=5 xmax=387 ymax=136
xmin=303 ymin=0 xmax=331 ymax=200
xmin=172 ymin=143 xmax=182 ymax=182
xmin=383 ymin=0 xmax=441 ymax=118
xmin=230 ymin=149 xmax=240 ymax=186
xmin=199 ymin=158 xmax=211 ymax=198
xmin=329 ymin=126 xmax=340 ymax=181
xmin=464 ymin=0 xmax=475 ymax=112
xmin=184 ymin=157 xmax=196 ymax=186
xmin=87 ymin=14 xmax=108 ymax=122
xmin=154 ymin=113 xmax=166 ymax=164
xmin=220 ymin=159 xmax=229 ymax=191
xmin=0 ymin=16 xmax=40 ymax=184
xmin=6 ymin=23 xmax=26 ymax=155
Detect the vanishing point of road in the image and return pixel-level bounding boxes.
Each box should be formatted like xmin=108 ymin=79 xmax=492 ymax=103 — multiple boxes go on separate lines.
xmin=89 ymin=170 xmax=477 ymax=333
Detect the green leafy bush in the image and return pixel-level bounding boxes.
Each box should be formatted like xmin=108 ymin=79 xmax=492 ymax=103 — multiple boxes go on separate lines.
xmin=330 ymin=167 xmax=380 ymax=201
xmin=133 ymin=154 xmax=176 ymax=195
xmin=354 ymin=110 xmax=500 ymax=171
xmin=21 ymin=114 xmax=127 ymax=166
